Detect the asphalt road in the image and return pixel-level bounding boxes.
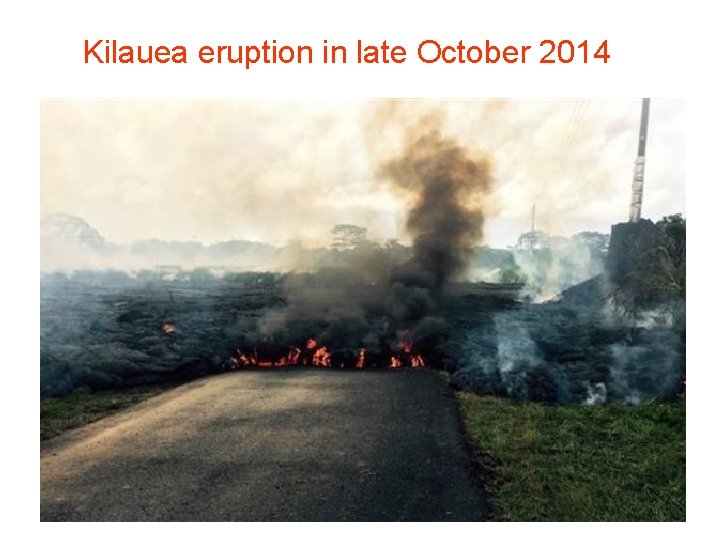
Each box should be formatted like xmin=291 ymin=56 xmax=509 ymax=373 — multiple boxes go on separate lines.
xmin=41 ymin=369 xmax=488 ymax=521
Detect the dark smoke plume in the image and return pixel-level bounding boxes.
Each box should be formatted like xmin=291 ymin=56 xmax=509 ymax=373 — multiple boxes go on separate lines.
xmin=381 ymin=130 xmax=494 ymax=294
xmin=253 ymin=127 xmax=496 ymax=358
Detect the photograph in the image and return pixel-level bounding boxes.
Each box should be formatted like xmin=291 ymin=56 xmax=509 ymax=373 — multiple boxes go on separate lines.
xmin=39 ymin=98 xmax=686 ymax=521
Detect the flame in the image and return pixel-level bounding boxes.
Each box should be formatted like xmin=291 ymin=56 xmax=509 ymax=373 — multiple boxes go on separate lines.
xmin=161 ymin=323 xmax=176 ymax=335
xmin=287 ymin=347 xmax=301 ymax=365
xmin=231 ymin=346 xmax=306 ymax=368
xmin=229 ymin=334 xmax=427 ymax=371
xmin=400 ymin=331 xmax=413 ymax=354
xmin=312 ymin=346 xmax=332 ymax=367
xmin=234 ymin=349 xmax=256 ymax=367
xmin=356 ymin=348 xmax=366 ymax=369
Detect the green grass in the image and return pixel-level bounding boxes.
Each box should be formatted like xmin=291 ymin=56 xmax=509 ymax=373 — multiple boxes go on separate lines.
xmin=457 ymin=392 xmax=685 ymax=521
xmin=41 ymin=383 xmax=179 ymax=440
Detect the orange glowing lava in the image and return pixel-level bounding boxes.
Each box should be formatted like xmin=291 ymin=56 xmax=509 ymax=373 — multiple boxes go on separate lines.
xmin=356 ymin=348 xmax=366 ymax=369
xmin=410 ymin=355 xmax=425 ymax=368
xmin=161 ymin=323 xmax=176 ymax=335
xmin=312 ymin=346 xmax=332 ymax=367
xmin=229 ymin=335 xmax=427 ymax=371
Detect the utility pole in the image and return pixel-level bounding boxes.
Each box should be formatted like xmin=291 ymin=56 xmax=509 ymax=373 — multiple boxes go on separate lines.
xmin=629 ymin=98 xmax=650 ymax=223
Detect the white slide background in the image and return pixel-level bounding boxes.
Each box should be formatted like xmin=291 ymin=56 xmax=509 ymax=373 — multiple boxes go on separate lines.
xmin=1 ymin=0 xmax=716 ymax=535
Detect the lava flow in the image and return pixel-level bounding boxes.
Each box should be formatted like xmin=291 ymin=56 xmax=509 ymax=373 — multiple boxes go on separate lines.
xmin=161 ymin=322 xmax=176 ymax=335
xmin=227 ymin=332 xmax=426 ymax=371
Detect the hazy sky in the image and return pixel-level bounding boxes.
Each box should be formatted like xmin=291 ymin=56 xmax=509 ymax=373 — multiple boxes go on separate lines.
xmin=40 ymin=99 xmax=685 ymax=248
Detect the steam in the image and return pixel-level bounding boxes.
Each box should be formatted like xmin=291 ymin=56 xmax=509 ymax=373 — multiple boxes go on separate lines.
xmin=450 ymin=299 xmax=685 ymax=405
xmin=513 ymin=233 xmax=608 ymax=303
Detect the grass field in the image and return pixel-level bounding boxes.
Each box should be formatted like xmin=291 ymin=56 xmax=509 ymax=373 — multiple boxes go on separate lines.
xmin=40 ymin=383 xmax=179 ymax=440
xmin=458 ymin=392 xmax=686 ymax=521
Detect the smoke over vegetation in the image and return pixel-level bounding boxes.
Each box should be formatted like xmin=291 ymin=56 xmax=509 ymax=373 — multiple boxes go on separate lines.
xmin=449 ymin=283 xmax=685 ymax=405
xmin=512 ymin=231 xmax=610 ymax=302
xmin=451 ymin=216 xmax=686 ymax=404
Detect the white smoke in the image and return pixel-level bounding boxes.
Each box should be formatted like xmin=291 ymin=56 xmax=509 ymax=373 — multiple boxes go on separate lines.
xmin=514 ymin=233 xmax=608 ymax=303
xmin=583 ymin=382 xmax=607 ymax=405
xmin=495 ymin=313 xmax=543 ymax=394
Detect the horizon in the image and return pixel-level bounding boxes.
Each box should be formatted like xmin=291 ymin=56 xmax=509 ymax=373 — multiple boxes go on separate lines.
xmin=42 ymin=209 xmax=638 ymax=252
